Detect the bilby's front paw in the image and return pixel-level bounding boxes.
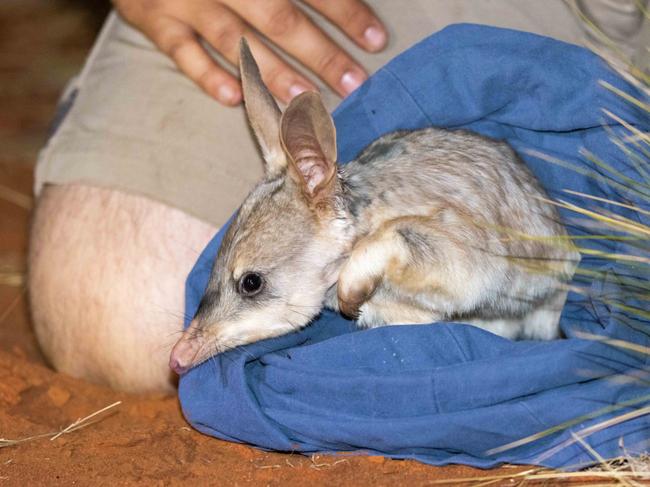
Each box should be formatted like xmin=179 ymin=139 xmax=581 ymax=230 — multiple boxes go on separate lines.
xmin=337 ymin=271 xmax=380 ymax=319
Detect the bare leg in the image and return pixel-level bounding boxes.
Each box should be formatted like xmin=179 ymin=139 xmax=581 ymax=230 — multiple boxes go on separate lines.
xmin=28 ymin=184 xmax=217 ymax=392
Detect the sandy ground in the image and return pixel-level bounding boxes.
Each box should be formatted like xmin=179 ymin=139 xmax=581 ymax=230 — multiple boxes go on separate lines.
xmin=0 ymin=2 xmax=606 ymax=485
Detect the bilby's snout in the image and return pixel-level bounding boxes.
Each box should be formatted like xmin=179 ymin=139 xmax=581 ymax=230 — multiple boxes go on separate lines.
xmin=169 ymin=319 xmax=203 ymax=375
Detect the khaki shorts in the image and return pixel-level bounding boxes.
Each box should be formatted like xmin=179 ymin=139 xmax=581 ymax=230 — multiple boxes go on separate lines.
xmin=35 ymin=0 xmax=647 ymax=227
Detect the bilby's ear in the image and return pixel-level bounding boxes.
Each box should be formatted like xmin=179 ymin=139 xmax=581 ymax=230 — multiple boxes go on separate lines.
xmin=239 ymin=38 xmax=286 ymax=176
xmin=280 ymin=91 xmax=337 ymax=202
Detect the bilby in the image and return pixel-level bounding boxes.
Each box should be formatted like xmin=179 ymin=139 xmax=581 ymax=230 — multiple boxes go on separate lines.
xmin=169 ymin=39 xmax=579 ymax=375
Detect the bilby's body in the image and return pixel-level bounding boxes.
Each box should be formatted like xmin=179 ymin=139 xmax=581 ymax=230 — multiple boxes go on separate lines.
xmin=330 ymin=128 xmax=576 ymax=336
xmin=169 ymin=40 xmax=578 ymax=374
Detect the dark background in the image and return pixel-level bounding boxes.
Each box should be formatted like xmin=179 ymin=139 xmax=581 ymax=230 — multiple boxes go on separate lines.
xmin=1 ymin=0 xmax=109 ymax=167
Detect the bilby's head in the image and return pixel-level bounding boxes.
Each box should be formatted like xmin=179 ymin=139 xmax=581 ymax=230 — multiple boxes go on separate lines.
xmin=170 ymin=39 xmax=349 ymax=374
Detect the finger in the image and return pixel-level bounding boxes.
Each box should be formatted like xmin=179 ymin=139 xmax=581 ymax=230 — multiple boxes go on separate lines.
xmin=153 ymin=17 xmax=242 ymax=105
xmin=225 ymin=0 xmax=367 ymax=97
xmin=193 ymin=4 xmax=316 ymax=103
xmin=301 ymin=0 xmax=387 ymax=52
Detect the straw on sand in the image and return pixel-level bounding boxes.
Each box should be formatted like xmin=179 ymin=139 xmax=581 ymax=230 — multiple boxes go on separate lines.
xmin=0 ymin=401 xmax=122 ymax=448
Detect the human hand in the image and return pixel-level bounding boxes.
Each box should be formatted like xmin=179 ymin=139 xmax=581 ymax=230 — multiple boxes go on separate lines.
xmin=112 ymin=0 xmax=388 ymax=106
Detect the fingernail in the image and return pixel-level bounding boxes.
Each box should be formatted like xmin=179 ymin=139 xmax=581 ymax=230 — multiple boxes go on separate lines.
xmin=289 ymin=83 xmax=310 ymax=100
xmin=364 ymin=25 xmax=386 ymax=50
xmin=217 ymin=84 xmax=240 ymax=104
xmin=340 ymin=69 xmax=365 ymax=96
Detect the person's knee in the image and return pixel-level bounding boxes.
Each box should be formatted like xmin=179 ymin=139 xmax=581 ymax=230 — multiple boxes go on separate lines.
xmin=28 ymin=183 xmax=217 ymax=392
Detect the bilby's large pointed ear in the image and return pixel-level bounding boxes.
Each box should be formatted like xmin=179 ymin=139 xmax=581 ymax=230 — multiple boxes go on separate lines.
xmin=239 ymin=38 xmax=286 ymax=176
xmin=280 ymin=92 xmax=337 ymax=203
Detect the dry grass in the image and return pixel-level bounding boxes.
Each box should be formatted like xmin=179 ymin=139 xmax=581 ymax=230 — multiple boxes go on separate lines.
xmin=0 ymin=184 xmax=32 ymax=210
xmin=477 ymin=7 xmax=650 ymax=483
xmin=430 ymin=452 xmax=650 ymax=486
xmin=428 ymin=459 xmax=650 ymax=486
xmin=0 ymin=272 xmax=25 ymax=287
xmin=0 ymin=401 xmax=122 ymax=448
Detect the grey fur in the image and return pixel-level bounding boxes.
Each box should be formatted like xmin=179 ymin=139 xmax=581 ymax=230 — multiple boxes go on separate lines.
xmin=170 ymin=44 xmax=579 ymax=370
xmin=190 ymin=126 xmax=578 ymax=358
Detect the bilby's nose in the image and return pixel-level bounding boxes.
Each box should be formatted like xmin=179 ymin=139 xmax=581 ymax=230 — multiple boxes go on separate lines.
xmin=169 ymin=324 xmax=201 ymax=375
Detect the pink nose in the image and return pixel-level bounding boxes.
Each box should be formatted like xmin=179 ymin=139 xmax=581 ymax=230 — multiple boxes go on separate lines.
xmin=169 ymin=333 xmax=201 ymax=375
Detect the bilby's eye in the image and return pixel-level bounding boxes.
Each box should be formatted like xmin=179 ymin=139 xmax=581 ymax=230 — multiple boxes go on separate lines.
xmin=238 ymin=272 xmax=264 ymax=297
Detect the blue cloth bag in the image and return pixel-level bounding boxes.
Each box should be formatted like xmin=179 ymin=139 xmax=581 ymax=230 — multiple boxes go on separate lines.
xmin=179 ymin=24 xmax=650 ymax=468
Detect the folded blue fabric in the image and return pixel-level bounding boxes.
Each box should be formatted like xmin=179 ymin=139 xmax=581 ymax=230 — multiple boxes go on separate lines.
xmin=179 ymin=24 xmax=649 ymax=468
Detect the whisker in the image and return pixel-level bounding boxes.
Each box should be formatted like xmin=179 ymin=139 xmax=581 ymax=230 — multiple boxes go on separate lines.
xmin=163 ymin=329 xmax=187 ymax=340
